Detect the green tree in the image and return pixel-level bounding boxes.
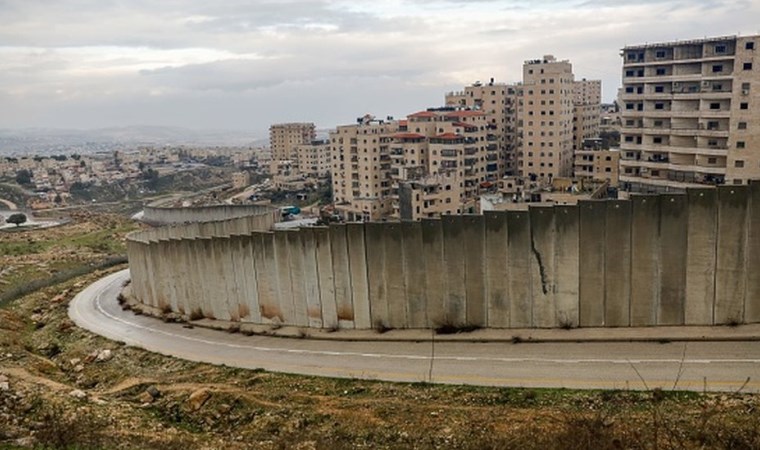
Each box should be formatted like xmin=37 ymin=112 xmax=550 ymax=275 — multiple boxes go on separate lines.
xmin=7 ymin=213 xmax=27 ymax=227
xmin=15 ymin=169 xmax=32 ymax=186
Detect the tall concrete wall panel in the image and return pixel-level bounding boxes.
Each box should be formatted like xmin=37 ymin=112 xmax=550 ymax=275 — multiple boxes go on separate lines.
xmin=715 ymin=186 xmax=749 ymax=324
xmin=401 ymin=221 xmax=428 ymax=328
xmin=529 ymin=207 xmax=556 ymax=328
xmin=630 ymin=196 xmax=659 ymax=326
xmin=384 ymin=223 xmax=407 ymax=328
xmin=313 ymin=227 xmax=338 ymax=329
xmin=330 ymin=225 xmax=355 ymax=328
xmin=507 ymin=210 xmax=532 ymax=328
xmin=300 ymin=229 xmax=323 ymax=328
xmin=554 ymin=205 xmax=579 ymax=328
xmin=237 ymin=235 xmax=261 ymax=323
xmin=346 ymin=224 xmax=371 ymax=329
xmin=659 ymin=195 xmax=687 ymax=325
xmin=254 ymin=233 xmax=281 ymax=323
xmin=365 ymin=223 xmax=389 ymax=328
xmin=463 ymin=215 xmax=486 ymax=327
xmin=579 ymin=201 xmax=606 ymax=327
xmin=273 ymin=231 xmax=296 ymax=324
xmin=127 ymin=191 xmax=760 ymax=330
xmin=286 ymin=231 xmax=309 ymax=327
xmin=484 ymin=211 xmax=509 ymax=328
xmin=685 ymin=189 xmax=718 ymax=325
xmin=746 ymin=182 xmax=760 ymax=323
xmin=442 ymin=216 xmax=466 ymax=326
xmin=604 ymin=201 xmax=631 ymax=327
xmin=421 ymin=219 xmax=446 ymax=327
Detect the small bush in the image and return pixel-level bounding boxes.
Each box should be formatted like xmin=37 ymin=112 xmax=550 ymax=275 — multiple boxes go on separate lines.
xmin=373 ymin=320 xmax=392 ymax=334
xmin=189 ymin=308 xmax=204 ymax=321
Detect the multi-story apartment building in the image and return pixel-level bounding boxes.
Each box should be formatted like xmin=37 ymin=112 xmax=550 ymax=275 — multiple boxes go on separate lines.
xmin=573 ymin=139 xmax=620 ymax=186
xmin=330 ymin=117 xmax=399 ymax=221
xmin=619 ymin=34 xmax=760 ymax=192
xmin=293 ymin=139 xmax=331 ymax=178
xmin=330 ymin=108 xmax=493 ymax=221
xmin=517 ymin=55 xmax=578 ymax=181
xmin=269 ymin=122 xmax=316 ymax=162
xmin=573 ymin=79 xmax=602 ymax=152
xmin=445 ymin=79 xmax=519 ymax=177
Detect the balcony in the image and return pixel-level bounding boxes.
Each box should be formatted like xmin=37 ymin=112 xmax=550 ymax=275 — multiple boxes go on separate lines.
xmin=620 ymin=142 xmax=728 ymax=156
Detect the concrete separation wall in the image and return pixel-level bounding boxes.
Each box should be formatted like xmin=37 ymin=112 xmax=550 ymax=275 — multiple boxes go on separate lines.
xmin=141 ymin=203 xmax=278 ymax=228
xmin=126 ymin=187 xmax=760 ymax=330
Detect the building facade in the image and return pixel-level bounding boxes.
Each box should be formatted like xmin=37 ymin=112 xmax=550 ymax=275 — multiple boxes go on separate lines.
xmin=619 ymin=34 xmax=760 ymax=192
xmin=517 ymin=55 xmax=578 ymax=181
xmin=445 ymin=79 xmax=519 ymax=178
xmin=269 ymin=123 xmax=316 ymax=162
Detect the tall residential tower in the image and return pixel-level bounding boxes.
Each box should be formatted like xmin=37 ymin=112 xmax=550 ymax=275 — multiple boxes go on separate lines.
xmin=619 ymin=35 xmax=760 ymax=192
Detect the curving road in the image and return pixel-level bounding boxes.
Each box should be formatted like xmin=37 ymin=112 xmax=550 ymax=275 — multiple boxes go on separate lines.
xmin=70 ymin=270 xmax=760 ymax=393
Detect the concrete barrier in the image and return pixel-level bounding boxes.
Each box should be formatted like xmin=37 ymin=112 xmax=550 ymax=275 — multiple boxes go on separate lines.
xmin=126 ymin=190 xmax=760 ymax=330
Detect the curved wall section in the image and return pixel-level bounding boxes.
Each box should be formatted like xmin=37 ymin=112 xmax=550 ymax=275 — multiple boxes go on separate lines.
xmin=141 ymin=203 xmax=276 ymax=227
xmin=126 ymin=185 xmax=760 ymax=330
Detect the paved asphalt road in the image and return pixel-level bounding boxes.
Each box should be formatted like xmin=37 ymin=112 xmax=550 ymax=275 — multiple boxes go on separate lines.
xmin=69 ymin=270 xmax=760 ymax=393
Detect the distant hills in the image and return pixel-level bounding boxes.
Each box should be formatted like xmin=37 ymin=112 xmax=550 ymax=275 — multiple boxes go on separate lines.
xmin=0 ymin=126 xmax=268 ymax=156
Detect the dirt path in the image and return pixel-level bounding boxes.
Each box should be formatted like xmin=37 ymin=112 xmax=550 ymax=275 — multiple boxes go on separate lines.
xmin=0 ymin=198 xmax=18 ymax=210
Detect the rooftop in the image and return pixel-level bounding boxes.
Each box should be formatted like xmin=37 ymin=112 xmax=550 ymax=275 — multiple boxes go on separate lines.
xmin=621 ymin=34 xmax=751 ymax=50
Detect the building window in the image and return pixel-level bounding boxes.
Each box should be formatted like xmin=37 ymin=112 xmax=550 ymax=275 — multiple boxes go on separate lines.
xmin=740 ymin=102 xmax=749 ymax=110
xmin=744 ymin=63 xmax=753 ymax=70
xmin=735 ymin=160 xmax=745 ymax=168
xmin=737 ymin=141 xmax=746 ymax=149
xmin=625 ymin=86 xmax=634 ymax=93
xmin=708 ymin=157 xmax=717 ymax=164
xmin=712 ymin=65 xmax=723 ymax=73
xmin=710 ymin=102 xmax=720 ymax=110
xmin=747 ymin=42 xmax=755 ymax=50
xmin=656 ymin=50 xmax=666 ymax=58
xmin=715 ymin=45 xmax=727 ymax=53
xmin=655 ymin=103 xmax=665 ymax=110
xmin=653 ymin=137 xmax=663 ymax=144
xmin=738 ymin=122 xmax=747 ymax=130
xmin=656 ymin=68 xmax=666 ymax=75
xmin=654 ymin=86 xmax=664 ymax=93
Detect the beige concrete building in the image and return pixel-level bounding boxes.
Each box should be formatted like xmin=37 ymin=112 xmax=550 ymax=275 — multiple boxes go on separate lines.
xmin=445 ymin=79 xmax=519 ymax=177
xmin=231 ymin=171 xmax=250 ymax=189
xmin=574 ymin=140 xmax=620 ymax=186
xmin=517 ymin=55 xmax=577 ymax=181
xmin=573 ymin=79 xmax=602 ymax=152
xmin=330 ymin=116 xmax=398 ymax=221
xmin=294 ymin=139 xmax=331 ymax=178
xmin=330 ymin=108 xmax=493 ymax=221
xmin=269 ymin=123 xmax=316 ymax=161
xmin=619 ymin=34 xmax=760 ymax=192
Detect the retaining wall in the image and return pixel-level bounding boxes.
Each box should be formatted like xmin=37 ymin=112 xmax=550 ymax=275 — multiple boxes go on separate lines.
xmin=127 ymin=185 xmax=760 ymax=329
xmin=141 ymin=203 xmax=277 ymax=227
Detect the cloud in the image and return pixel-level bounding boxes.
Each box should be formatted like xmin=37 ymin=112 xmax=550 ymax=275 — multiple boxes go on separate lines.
xmin=0 ymin=0 xmax=759 ymax=131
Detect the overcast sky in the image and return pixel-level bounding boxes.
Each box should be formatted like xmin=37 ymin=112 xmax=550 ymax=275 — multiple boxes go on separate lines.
xmin=1 ymin=0 xmax=758 ymax=136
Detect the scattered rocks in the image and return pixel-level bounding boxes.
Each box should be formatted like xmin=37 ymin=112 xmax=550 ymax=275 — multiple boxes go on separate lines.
xmin=95 ymin=349 xmax=113 ymax=363
xmin=188 ymin=389 xmax=211 ymax=411
xmin=0 ymin=374 xmax=9 ymax=392
xmin=138 ymin=391 xmax=154 ymax=404
xmin=69 ymin=389 xmax=87 ymax=399
xmin=146 ymin=386 xmax=161 ymax=399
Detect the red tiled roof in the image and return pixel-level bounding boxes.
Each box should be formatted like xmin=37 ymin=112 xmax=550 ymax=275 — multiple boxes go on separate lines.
xmin=408 ymin=111 xmax=438 ymax=118
xmin=392 ymin=132 xmax=426 ymax=139
xmin=445 ymin=110 xmax=485 ymax=118
xmin=399 ymin=120 xmax=408 ymax=126
xmin=433 ymin=132 xmax=462 ymax=140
